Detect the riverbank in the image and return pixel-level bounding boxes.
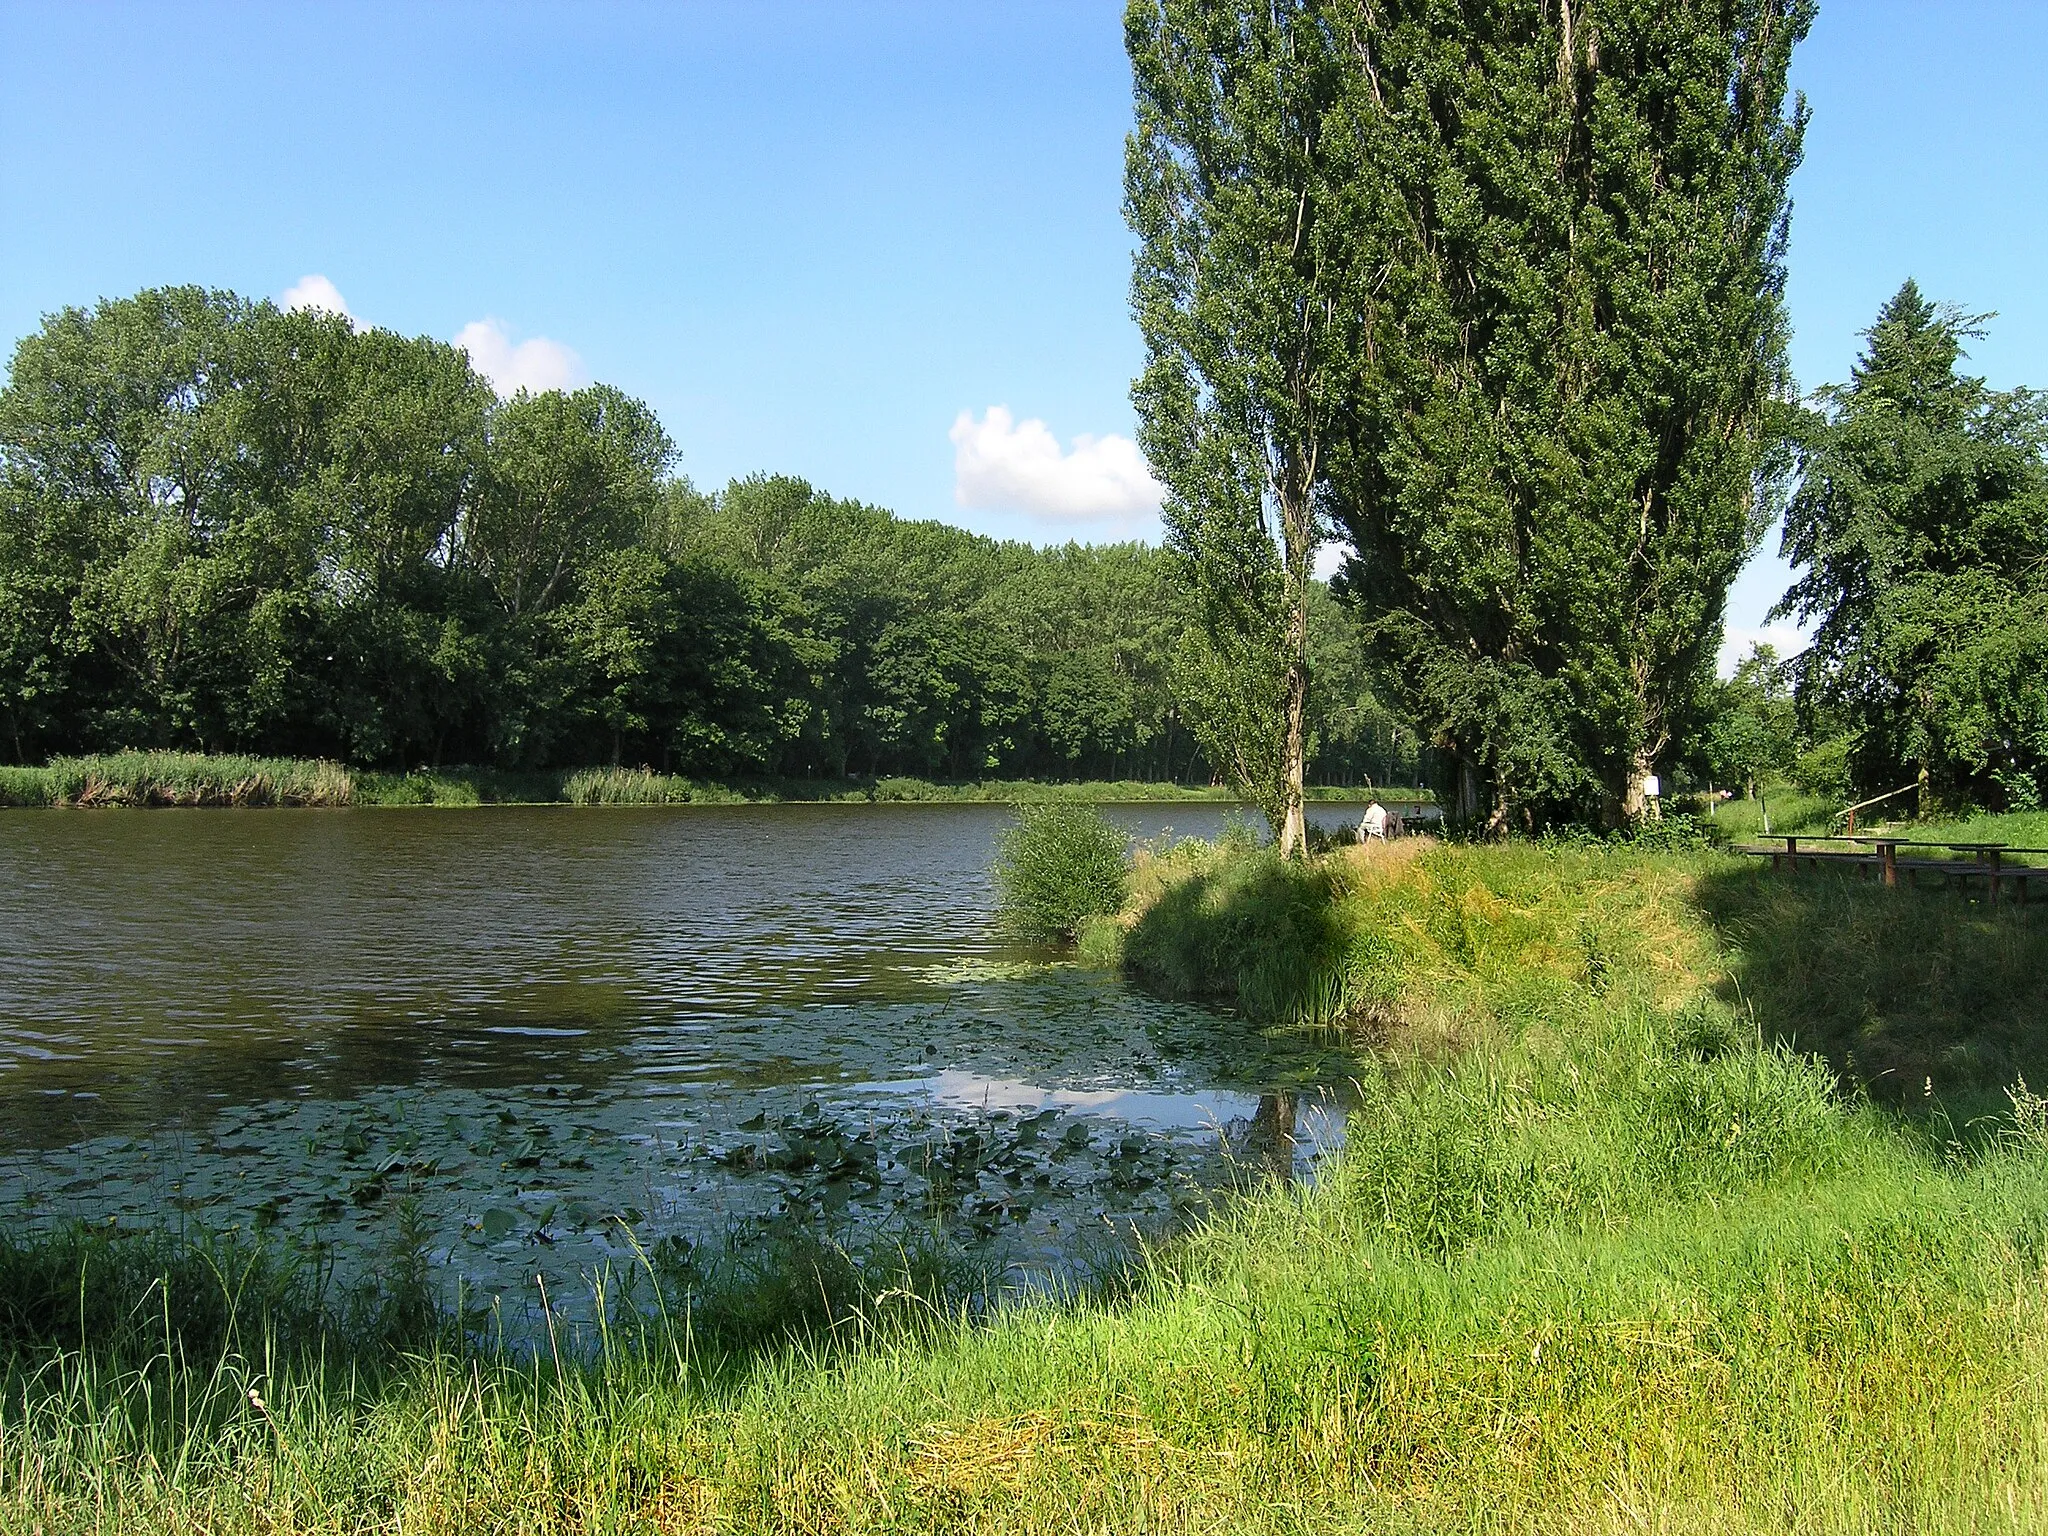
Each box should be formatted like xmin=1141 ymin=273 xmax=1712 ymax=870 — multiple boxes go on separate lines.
xmin=5 ymin=833 xmax=2045 ymax=1530
xmin=0 ymin=751 xmax=1422 ymax=810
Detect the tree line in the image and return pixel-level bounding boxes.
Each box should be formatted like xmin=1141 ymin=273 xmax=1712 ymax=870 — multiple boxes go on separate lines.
xmin=0 ymin=286 xmax=1417 ymax=788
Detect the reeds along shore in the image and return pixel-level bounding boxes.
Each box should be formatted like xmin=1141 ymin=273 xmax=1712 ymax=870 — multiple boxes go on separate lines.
xmin=0 ymin=751 xmax=1423 ymax=809
xmin=6 ymin=832 xmax=2048 ymax=1531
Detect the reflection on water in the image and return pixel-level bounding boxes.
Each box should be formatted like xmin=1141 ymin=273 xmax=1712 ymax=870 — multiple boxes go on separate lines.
xmin=0 ymin=802 xmax=1373 ymax=1308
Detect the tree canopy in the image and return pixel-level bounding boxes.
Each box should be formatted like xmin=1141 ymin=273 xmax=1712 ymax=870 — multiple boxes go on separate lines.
xmin=0 ymin=286 xmax=1417 ymax=789
xmin=1777 ymin=281 xmax=2048 ymax=812
xmin=1125 ymin=0 xmax=1813 ymax=832
xmin=1323 ymin=0 xmax=1812 ymax=829
xmin=1125 ymin=0 xmax=1356 ymax=852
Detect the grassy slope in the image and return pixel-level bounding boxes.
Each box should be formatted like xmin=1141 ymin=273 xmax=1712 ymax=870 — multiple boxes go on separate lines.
xmin=6 ymin=840 xmax=2048 ymax=1531
xmin=0 ymin=753 xmax=1418 ymax=809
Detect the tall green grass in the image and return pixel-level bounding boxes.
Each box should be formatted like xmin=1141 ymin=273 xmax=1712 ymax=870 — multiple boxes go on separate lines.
xmin=0 ymin=752 xmax=1406 ymax=810
xmin=6 ymin=837 xmax=2048 ymax=1530
xmin=561 ymin=765 xmax=714 ymax=804
xmin=0 ymin=752 xmax=356 ymax=808
xmin=1699 ymin=785 xmax=1839 ymax=841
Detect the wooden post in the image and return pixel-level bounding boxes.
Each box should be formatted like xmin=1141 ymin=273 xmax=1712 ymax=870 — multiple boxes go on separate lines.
xmin=1881 ymin=840 xmax=1897 ymax=889
xmin=1986 ymin=848 xmax=2003 ymax=906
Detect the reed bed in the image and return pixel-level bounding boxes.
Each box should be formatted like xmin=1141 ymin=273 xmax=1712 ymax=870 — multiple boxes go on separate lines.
xmin=0 ymin=752 xmax=355 ymax=808
xmin=0 ymin=752 xmax=1400 ymax=809
xmin=560 ymin=765 xmax=711 ymax=804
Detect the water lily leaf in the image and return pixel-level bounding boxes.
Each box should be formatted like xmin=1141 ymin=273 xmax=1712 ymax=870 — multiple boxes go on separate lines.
xmin=480 ymin=1207 xmax=517 ymax=1241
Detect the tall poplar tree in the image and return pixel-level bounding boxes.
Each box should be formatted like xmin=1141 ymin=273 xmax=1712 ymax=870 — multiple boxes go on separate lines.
xmin=1322 ymin=0 xmax=1811 ymax=827
xmin=1125 ymin=0 xmax=1354 ymax=856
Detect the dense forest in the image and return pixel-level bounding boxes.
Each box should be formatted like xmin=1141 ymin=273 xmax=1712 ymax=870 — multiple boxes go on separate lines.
xmin=0 ymin=287 xmax=1417 ymax=787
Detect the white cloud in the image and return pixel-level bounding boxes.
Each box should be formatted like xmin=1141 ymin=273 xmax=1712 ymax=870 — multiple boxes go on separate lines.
xmin=279 ymin=273 xmax=356 ymax=326
xmin=1718 ymin=622 xmax=1808 ymax=677
xmin=452 ymin=318 xmax=586 ymax=398
xmin=950 ymin=406 xmax=1163 ymax=525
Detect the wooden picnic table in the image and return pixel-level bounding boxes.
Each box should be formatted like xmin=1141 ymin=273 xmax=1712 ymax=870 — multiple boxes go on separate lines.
xmin=1746 ymin=833 xmax=2048 ymax=901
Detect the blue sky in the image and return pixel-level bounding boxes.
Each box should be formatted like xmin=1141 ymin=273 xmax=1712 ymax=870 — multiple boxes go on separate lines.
xmin=4 ymin=2 xmax=2044 ymax=666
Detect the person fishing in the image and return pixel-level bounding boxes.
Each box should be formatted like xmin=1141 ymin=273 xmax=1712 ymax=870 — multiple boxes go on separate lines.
xmin=1359 ymin=798 xmax=1388 ymax=842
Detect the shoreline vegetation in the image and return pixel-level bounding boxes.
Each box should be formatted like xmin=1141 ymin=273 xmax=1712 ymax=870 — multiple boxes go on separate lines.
xmin=8 ymin=820 xmax=2048 ymax=1530
xmin=0 ymin=750 xmax=1428 ymax=811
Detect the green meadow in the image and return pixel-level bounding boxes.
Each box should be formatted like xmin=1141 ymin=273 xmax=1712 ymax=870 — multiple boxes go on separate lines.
xmin=6 ymin=823 xmax=2047 ymax=1532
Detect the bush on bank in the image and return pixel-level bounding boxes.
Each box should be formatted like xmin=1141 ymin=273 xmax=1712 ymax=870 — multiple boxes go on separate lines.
xmin=992 ymin=801 xmax=1131 ymax=942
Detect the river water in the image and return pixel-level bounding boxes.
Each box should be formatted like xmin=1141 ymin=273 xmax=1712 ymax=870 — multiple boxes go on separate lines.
xmin=0 ymin=802 xmax=1376 ymax=1321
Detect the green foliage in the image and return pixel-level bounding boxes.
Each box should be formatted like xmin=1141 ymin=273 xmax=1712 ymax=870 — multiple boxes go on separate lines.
xmin=993 ymin=802 xmax=1132 ymax=943
xmin=1793 ymin=733 xmax=1856 ymax=799
xmin=5 ymin=750 xmax=355 ymax=806
xmin=561 ymin=766 xmax=704 ymax=805
xmin=1698 ymin=781 xmax=1833 ymax=844
xmin=0 ymin=289 xmax=1418 ymax=791
xmin=0 ymin=765 xmax=52 ymax=807
xmin=1125 ymin=0 xmax=1351 ymax=851
xmin=1304 ymin=0 xmax=1811 ymax=828
xmin=1779 ymin=281 xmax=2048 ymax=810
xmin=1702 ymin=644 xmax=1800 ymax=795
xmin=1122 ymin=845 xmax=1354 ymax=1023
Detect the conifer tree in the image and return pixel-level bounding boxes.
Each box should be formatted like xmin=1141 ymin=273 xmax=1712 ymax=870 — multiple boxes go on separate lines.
xmin=1778 ymin=281 xmax=2048 ymax=810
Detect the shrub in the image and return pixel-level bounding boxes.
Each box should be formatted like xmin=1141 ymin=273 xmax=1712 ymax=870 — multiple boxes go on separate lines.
xmin=1792 ymin=733 xmax=1855 ymax=799
xmin=993 ymin=801 xmax=1130 ymax=943
xmin=562 ymin=766 xmax=698 ymax=804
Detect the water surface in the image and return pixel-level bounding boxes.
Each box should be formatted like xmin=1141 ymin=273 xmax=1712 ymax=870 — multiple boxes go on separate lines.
xmin=0 ymin=803 xmax=1371 ymax=1314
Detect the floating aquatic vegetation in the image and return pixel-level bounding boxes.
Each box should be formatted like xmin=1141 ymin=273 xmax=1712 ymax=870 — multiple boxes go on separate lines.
xmin=0 ymin=1071 xmax=1340 ymax=1340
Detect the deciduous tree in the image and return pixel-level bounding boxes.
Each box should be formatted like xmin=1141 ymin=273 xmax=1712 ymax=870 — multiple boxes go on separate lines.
xmin=1322 ymin=0 xmax=1811 ymax=829
xmin=1125 ymin=0 xmax=1354 ymax=854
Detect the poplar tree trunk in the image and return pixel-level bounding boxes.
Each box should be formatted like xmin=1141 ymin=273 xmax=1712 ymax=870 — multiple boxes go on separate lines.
xmin=1278 ymin=480 xmax=1312 ymax=860
xmin=1620 ymin=747 xmax=1652 ymax=823
xmin=1280 ymin=611 xmax=1308 ymax=858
